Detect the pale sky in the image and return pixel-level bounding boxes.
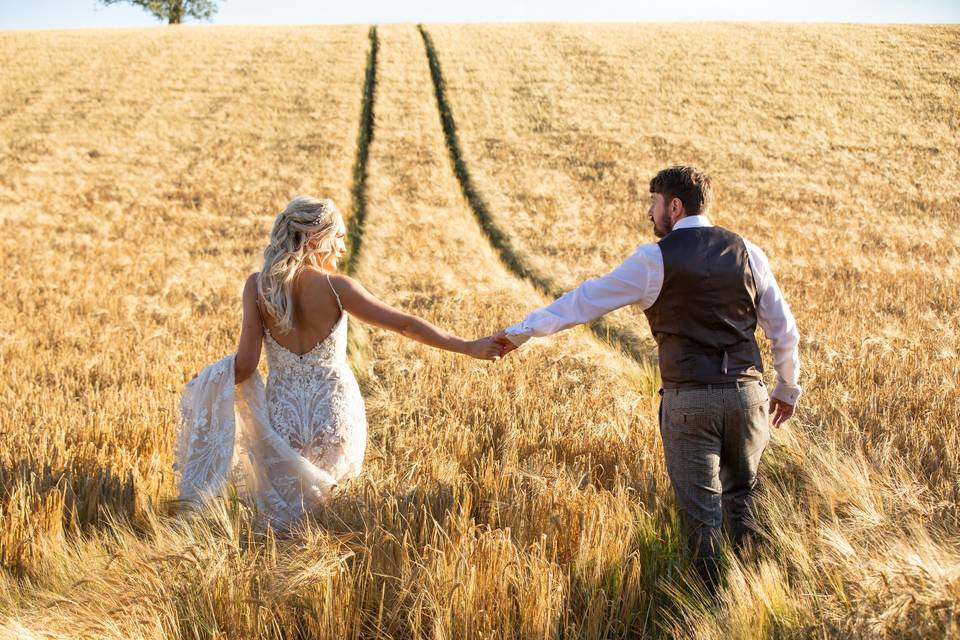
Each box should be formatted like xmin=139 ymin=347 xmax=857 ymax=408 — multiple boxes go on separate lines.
xmin=2 ymin=0 xmax=958 ymax=29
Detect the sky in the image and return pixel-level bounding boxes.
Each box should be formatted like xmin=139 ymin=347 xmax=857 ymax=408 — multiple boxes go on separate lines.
xmin=2 ymin=0 xmax=958 ymax=29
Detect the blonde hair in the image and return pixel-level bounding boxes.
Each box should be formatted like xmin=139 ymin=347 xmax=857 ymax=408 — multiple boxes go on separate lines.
xmin=258 ymin=196 xmax=342 ymax=333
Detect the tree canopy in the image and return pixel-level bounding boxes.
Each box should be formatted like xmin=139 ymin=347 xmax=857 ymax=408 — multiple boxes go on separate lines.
xmin=99 ymin=0 xmax=221 ymax=25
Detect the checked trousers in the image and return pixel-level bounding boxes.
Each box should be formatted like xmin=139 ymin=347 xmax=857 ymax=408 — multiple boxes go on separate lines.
xmin=658 ymin=380 xmax=771 ymax=590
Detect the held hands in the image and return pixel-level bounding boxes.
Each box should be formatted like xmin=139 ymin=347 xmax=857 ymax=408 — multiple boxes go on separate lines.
xmin=491 ymin=330 xmax=518 ymax=358
xmin=464 ymin=336 xmax=505 ymax=361
xmin=464 ymin=329 xmax=520 ymax=361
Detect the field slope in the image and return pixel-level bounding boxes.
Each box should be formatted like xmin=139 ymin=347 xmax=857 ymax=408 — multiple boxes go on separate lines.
xmin=1 ymin=22 xmax=959 ymax=639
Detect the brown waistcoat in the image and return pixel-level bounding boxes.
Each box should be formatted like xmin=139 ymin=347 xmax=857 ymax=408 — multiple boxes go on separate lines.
xmin=643 ymin=225 xmax=764 ymax=388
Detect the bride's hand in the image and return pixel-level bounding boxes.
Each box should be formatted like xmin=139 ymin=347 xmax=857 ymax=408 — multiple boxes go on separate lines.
xmin=465 ymin=336 xmax=502 ymax=361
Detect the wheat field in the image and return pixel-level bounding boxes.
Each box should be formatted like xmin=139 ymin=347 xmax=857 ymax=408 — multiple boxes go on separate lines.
xmin=1 ymin=21 xmax=959 ymax=639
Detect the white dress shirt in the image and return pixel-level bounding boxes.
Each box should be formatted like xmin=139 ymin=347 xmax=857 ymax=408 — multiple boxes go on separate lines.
xmin=505 ymin=215 xmax=802 ymax=404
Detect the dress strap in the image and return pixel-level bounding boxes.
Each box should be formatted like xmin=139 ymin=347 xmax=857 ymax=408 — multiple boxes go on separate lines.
xmin=326 ymin=274 xmax=343 ymax=312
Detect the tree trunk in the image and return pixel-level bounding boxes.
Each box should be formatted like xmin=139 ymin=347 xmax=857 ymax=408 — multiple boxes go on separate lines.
xmin=168 ymin=0 xmax=184 ymax=24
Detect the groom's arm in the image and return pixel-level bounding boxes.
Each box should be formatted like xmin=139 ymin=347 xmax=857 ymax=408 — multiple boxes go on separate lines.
xmin=501 ymin=243 xmax=663 ymax=348
xmin=744 ymin=240 xmax=801 ymax=409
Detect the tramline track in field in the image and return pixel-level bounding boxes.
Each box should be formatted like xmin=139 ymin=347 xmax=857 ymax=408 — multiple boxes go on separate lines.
xmin=418 ymin=25 xmax=656 ymax=376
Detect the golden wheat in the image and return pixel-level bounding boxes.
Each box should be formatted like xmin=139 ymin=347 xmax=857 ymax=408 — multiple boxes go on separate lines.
xmin=1 ymin=21 xmax=958 ymax=639
xmin=429 ymin=24 xmax=960 ymax=489
xmin=0 ymin=22 xmax=369 ymax=580
xmin=428 ymin=22 xmax=960 ymax=636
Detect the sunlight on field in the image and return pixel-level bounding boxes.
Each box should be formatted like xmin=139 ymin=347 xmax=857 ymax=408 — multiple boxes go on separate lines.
xmin=427 ymin=23 xmax=960 ymax=636
xmin=1 ymin=21 xmax=959 ymax=639
xmin=429 ymin=24 xmax=960 ymax=483
xmin=0 ymin=21 xmax=368 ymax=594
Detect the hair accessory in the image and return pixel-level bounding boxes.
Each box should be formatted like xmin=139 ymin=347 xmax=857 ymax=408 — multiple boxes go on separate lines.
xmin=314 ymin=199 xmax=339 ymax=225
xmin=312 ymin=201 xmax=327 ymax=225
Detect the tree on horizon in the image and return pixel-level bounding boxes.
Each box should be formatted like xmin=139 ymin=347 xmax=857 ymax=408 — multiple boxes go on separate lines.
xmin=98 ymin=0 xmax=221 ymax=25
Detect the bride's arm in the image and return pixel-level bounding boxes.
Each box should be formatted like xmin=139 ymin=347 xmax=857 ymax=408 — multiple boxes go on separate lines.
xmin=235 ymin=273 xmax=264 ymax=383
xmin=328 ymin=274 xmax=501 ymax=360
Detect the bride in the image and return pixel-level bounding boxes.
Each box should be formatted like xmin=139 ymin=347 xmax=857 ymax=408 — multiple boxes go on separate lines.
xmin=176 ymin=196 xmax=503 ymax=528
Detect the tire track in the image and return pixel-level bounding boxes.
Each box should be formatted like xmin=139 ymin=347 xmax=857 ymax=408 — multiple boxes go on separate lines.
xmin=340 ymin=26 xmax=379 ymax=379
xmin=341 ymin=26 xmax=692 ymax=630
xmin=343 ymin=26 xmax=379 ymax=276
xmin=417 ymin=25 xmax=655 ymax=369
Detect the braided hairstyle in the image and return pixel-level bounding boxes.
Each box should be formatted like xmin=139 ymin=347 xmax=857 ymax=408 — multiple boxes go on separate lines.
xmin=258 ymin=196 xmax=342 ymax=333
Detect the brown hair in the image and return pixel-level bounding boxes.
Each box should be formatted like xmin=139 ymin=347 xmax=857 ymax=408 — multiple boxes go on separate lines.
xmin=649 ymin=166 xmax=712 ymax=216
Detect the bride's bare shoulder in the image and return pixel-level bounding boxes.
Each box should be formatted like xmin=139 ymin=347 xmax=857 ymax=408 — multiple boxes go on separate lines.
xmin=243 ymin=271 xmax=259 ymax=296
xmin=301 ymin=269 xmax=362 ymax=294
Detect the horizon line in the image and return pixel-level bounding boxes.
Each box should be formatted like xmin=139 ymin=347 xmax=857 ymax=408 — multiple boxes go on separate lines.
xmin=4 ymin=18 xmax=959 ymax=32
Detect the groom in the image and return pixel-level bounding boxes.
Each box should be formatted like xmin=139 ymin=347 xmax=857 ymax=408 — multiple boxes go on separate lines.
xmin=494 ymin=165 xmax=801 ymax=591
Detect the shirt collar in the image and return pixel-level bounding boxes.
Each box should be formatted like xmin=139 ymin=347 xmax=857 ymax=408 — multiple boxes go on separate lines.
xmin=672 ymin=214 xmax=713 ymax=230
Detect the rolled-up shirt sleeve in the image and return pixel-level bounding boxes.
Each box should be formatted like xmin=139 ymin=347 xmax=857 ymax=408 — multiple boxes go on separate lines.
xmin=504 ymin=243 xmax=663 ymax=346
xmin=745 ymin=240 xmax=802 ymax=405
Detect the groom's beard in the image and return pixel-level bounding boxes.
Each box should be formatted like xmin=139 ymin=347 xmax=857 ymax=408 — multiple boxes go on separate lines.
xmin=653 ymin=217 xmax=672 ymax=238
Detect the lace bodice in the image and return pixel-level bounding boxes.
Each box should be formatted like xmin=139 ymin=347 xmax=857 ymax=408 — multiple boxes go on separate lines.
xmin=263 ymin=311 xmax=348 ymax=372
xmin=175 ymin=274 xmax=367 ymax=531
xmin=259 ymin=275 xmax=366 ymax=510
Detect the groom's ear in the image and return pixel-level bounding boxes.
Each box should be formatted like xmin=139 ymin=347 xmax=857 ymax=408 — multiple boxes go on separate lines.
xmin=669 ymin=196 xmax=685 ymax=219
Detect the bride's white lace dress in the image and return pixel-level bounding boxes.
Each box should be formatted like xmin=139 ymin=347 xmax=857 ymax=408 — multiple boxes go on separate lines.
xmin=174 ymin=276 xmax=366 ymax=529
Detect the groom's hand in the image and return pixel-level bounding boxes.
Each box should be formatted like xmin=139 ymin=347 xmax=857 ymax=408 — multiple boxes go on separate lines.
xmin=770 ymin=398 xmax=795 ymax=427
xmin=492 ymin=329 xmax=518 ymax=358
